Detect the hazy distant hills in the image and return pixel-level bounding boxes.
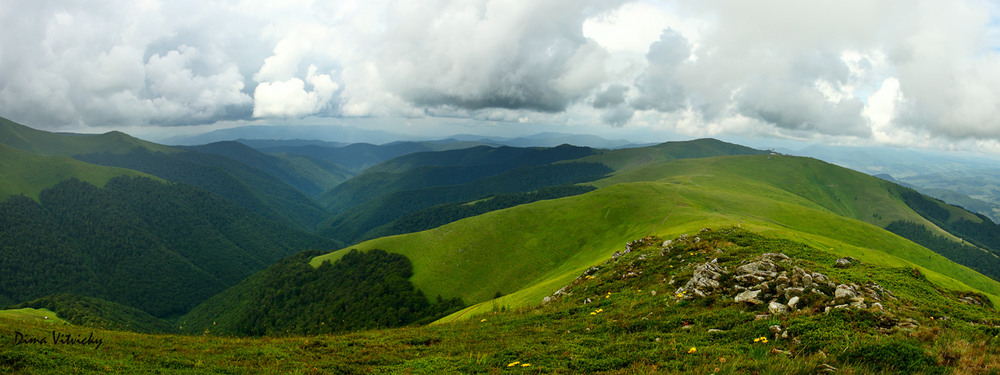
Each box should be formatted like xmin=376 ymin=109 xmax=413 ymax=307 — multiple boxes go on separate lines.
xmin=180 ymin=141 xmax=353 ymax=197
xmin=793 ymin=144 xmax=1000 ymax=222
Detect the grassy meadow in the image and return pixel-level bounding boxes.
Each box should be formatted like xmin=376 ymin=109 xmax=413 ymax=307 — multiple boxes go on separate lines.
xmin=5 ymin=229 xmax=1000 ymax=374
xmin=312 ymin=155 xmax=1000 ymax=319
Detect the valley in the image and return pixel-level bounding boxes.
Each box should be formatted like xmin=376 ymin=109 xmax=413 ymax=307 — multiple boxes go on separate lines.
xmin=3 ymin=117 xmax=1000 ymax=373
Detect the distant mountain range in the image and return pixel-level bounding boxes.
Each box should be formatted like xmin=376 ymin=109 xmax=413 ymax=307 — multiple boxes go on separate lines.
xmin=6 ymin=115 xmax=1000 ymax=373
xmin=163 ymin=123 xmax=639 ymax=149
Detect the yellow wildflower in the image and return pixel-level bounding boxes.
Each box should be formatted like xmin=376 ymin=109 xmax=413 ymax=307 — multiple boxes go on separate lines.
xmin=507 ymin=361 xmax=520 ymax=367
xmin=688 ymin=347 xmax=697 ymax=354
xmin=521 ymin=363 xmax=531 ymax=367
xmin=480 ymin=319 xmax=487 ymax=323
xmin=590 ymin=312 xmax=597 ymax=315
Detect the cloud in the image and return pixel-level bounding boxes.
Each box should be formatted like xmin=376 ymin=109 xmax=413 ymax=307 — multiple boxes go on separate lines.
xmin=253 ymin=65 xmax=338 ymax=118
xmin=368 ymin=0 xmax=620 ymax=114
xmin=0 ymin=0 xmax=257 ymax=127
xmin=1 ymin=0 xmax=1000 ymax=151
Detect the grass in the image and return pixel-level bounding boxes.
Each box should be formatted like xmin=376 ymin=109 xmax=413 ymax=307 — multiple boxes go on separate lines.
xmin=5 ymin=229 xmax=1000 ymax=374
xmin=311 ymin=155 xmax=1000 ymax=319
xmin=0 ymin=308 xmax=68 ymax=325
xmin=0 ymin=116 xmax=176 ymax=157
xmin=0 ymin=144 xmax=154 ymax=200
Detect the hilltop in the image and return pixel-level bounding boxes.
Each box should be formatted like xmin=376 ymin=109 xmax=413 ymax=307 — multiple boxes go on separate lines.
xmin=3 ymin=118 xmax=1000 ymax=372
xmin=303 ymin=154 xmax=1000 ymax=324
xmin=4 ymin=229 xmax=998 ymax=373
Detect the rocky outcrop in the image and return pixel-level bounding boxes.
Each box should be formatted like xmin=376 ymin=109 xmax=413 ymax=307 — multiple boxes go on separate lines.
xmin=681 ymin=259 xmax=727 ymax=297
xmin=674 ymin=253 xmax=891 ymax=315
xmin=834 ymin=257 xmax=859 ymax=268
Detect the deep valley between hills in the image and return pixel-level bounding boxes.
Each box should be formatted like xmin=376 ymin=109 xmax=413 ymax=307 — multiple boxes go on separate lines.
xmin=4 ymin=116 xmax=1000 ymax=373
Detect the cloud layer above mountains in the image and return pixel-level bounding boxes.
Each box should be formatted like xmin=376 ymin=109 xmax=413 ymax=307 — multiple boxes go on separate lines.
xmin=1 ymin=0 xmax=999 ymax=148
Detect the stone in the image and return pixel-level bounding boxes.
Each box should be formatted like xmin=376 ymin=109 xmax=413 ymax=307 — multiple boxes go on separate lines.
xmin=761 ymin=253 xmax=790 ymax=262
xmin=753 ymin=281 xmax=770 ymax=291
xmin=784 ymin=287 xmax=805 ymax=299
xmin=896 ymin=318 xmax=920 ymax=330
xmin=683 ymin=259 xmax=726 ymax=293
xmin=812 ymin=273 xmax=830 ymax=284
xmin=707 ymin=329 xmax=726 ymax=334
xmin=787 ymin=296 xmax=800 ymax=310
xmin=769 ymin=301 xmax=789 ymax=315
xmin=834 ymin=257 xmax=859 ymax=268
xmin=802 ymin=274 xmax=813 ymax=288
xmin=768 ymin=325 xmax=783 ymax=334
xmin=834 ymin=284 xmax=856 ymax=301
xmin=735 ymin=259 xmax=781 ymax=281
xmin=543 ymin=296 xmax=552 ymax=304
xmin=871 ymin=302 xmax=883 ymax=311
xmin=735 ymin=290 xmax=763 ymax=304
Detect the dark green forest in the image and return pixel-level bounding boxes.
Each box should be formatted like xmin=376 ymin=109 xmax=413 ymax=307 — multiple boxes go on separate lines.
xmin=178 ymin=249 xmax=464 ymax=336
xmin=885 ymin=221 xmax=1000 ymax=281
xmin=75 ymin=148 xmax=329 ymax=230
xmin=895 ymin=186 xmax=1000 ymax=258
xmin=0 ymin=177 xmax=336 ymax=318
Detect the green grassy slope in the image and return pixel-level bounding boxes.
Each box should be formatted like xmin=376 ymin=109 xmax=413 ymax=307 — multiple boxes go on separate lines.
xmin=0 ymin=143 xmax=151 ymax=200
xmin=316 ymin=144 xmax=599 ymax=213
xmin=317 ymin=162 xmax=612 ymax=244
xmin=6 ymin=229 xmax=1000 ymax=374
xmin=0 ymin=116 xmax=175 ymax=156
xmin=577 ymin=137 xmax=769 ymax=170
xmin=311 ymin=155 xmax=1000 ymax=321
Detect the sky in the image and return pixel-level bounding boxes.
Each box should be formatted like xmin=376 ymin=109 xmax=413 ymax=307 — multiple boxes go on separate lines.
xmin=2 ymin=0 xmax=1000 ymax=151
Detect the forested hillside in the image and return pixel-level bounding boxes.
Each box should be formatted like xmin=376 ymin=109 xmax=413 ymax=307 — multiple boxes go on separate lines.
xmin=75 ymin=148 xmax=330 ymax=230
xmin=0 ymin=177 xmax=337 ymax=317
xmin=181 ymin=141 xmax=353 ymax=196
xmin=178 ymin=249 xmax=464 ymax=336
